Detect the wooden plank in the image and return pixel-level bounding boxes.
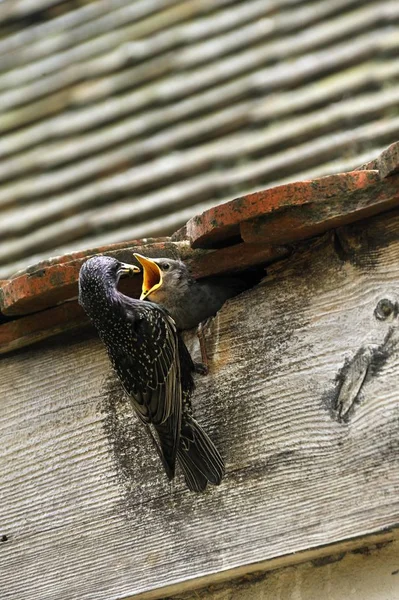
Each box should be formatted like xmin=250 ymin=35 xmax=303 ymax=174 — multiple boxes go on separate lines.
xmin=0 ymin=301 xmax=88 ymax=355
xmin=1 ymin=209 xmax=398 ymax=599
xmin=176 ymin=538 xmax=399 ymax=599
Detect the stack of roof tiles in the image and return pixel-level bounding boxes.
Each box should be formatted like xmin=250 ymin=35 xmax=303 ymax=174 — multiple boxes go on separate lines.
xmin=1 ymin=0 xmax=399 ymax=278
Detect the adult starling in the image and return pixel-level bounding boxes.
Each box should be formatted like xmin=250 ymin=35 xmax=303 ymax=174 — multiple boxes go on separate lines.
xmin=78 ymin=255 xmax=224 ymax=492
xmin=134 ymin=254 xmax=248 ymax=331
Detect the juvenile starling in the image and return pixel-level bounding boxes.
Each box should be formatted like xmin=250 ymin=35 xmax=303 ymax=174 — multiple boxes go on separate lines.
xmin=134 ymin=254 xmax=248 ymax=330
xmin=134 ymin=253 xmax=252 ymax=368
xmin=78 ymin=255 xmax=224 ymax=492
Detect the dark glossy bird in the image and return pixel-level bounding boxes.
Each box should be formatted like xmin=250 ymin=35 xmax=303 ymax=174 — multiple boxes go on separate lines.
xmin=134 ymin=254 xmax=249 ymax=330
xmin=78 ymin=255 xmax=224 ymax=492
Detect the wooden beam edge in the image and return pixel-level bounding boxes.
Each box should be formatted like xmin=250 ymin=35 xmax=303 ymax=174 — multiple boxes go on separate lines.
xmin=128 ymin=527 xmax=398 ymax=600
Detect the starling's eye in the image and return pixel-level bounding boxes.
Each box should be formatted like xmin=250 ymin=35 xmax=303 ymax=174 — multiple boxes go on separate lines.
xmin=161 ymin=263 xmax=170 ymax=271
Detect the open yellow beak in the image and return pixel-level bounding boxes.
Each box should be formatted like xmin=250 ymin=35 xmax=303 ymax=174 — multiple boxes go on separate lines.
xmin=134 ymin=254 xmax=162 ymax=300
xmin=117 ymin=262 xmax=141 ymax=277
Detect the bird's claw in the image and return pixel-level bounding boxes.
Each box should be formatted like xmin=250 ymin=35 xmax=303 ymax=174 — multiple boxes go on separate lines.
xmin=194 ymin=362 xmax=209 ymax=376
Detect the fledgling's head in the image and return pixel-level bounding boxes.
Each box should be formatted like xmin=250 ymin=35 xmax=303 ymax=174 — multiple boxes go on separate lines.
xmin=79 ymin=255 xmax=140 ymax=311
xmin=134 ymin=254 xmax=192 ymax=303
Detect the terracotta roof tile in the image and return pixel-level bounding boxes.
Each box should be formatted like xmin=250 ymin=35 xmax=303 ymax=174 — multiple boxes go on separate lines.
xmin=1 ymin=142 xmax=399 ymax=356
xmin=174 ymin=170 xmax=382 ymax=248
xmin=0 ymin=240 xmax=182 ymax=316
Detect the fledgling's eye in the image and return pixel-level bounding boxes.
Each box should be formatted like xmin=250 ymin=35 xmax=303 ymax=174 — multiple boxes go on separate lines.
xmin=161 ymin=262 xmax=170 ymax=271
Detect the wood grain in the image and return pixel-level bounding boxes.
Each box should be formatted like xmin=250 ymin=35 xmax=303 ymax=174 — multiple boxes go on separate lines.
xmin=1 ymin=210 xmax=399 ymax=599
xmin=175 ymin=538 xmax=399 ymax=600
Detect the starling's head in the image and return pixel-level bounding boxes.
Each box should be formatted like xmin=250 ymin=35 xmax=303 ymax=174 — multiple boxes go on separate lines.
xmin=134 ymin=254 xmax=192 ymax=302
xmin=79 ymin=255 xmax=140 ymax=310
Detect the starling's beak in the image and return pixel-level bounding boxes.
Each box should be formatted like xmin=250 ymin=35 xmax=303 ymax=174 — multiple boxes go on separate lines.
xmin=134 ymin=254 xmax=162 ymax=300
xmin=117 ymin=262 xmax=141 ymax=278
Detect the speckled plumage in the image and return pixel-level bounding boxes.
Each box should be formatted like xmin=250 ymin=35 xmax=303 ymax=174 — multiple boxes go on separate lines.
xmin=78 ymin=255 xmax=224 ymax=492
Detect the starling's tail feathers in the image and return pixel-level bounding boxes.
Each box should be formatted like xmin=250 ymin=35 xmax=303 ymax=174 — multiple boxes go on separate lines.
xmin=177 ymin=447 xmax=208 ymax=492
xmin=177 ymin=417 xmax=225 ymax=492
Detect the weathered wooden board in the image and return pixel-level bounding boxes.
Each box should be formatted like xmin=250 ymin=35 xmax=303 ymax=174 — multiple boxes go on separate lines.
xmin=177 ymin=538 xmax=399 ymax=599
xmin=1 ymin=209 xmax=399 ymax=599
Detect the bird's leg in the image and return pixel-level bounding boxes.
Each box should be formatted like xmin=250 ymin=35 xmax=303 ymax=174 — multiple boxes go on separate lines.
xmin=195 ymin=320 xmax=211 ymax=375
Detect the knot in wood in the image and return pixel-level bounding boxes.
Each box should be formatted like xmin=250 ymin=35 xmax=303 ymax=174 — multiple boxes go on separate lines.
xmin=374 ymin=299 xmax=397 ymax=321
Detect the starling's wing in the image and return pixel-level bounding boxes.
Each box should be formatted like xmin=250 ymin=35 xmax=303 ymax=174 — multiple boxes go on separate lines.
xmin=115 ymin=300 xmax=182 ymax=426
xmin=111 ymin=300 xmax=182 ymax=479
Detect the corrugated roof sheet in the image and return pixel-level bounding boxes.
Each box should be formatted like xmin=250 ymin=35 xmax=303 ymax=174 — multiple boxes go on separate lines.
xmin=1 ymin=0 xmax=399 ymax=277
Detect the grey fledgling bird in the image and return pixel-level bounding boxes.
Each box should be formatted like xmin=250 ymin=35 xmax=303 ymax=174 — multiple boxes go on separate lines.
xmin=78 ymin=255 xmax=224 ymax=492
xmin=134 ymin=254 xmax=248 ymax=330
xmin=134 ymin=253 xmax=250 ymax=368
